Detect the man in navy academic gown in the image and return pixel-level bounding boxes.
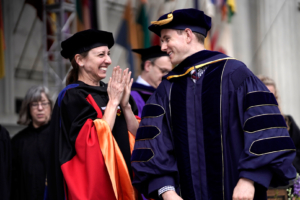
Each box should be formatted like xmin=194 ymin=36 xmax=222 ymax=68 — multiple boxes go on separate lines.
xmin=131 ymin=8 xmax=296 ymax=200
xmin=131 ymin=46 xmax=172 ymax=117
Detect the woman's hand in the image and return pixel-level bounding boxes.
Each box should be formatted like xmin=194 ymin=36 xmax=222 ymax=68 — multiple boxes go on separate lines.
xmin=106 ymin=67 xmax=138 ymax=134
xmin=107 ymin=66 xmax=125 ymax=107
xmin=120 ymin=68 xmax=133 ymax=109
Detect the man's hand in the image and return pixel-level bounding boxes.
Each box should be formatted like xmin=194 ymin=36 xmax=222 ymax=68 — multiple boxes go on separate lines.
xmin=162 ymin=191 xmax=183 ymax=200
xmin=232 ymin=178 xmax=255 ymax=200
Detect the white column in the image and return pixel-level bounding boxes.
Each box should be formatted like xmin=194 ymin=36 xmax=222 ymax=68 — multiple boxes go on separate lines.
xmin=232 ymin=0 xmax=300 ymax=124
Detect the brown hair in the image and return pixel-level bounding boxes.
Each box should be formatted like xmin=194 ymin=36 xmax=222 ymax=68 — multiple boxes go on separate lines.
xmin=257 ymin=75 xmax=290 ymax=130
xmin=176 ymin=29 xmax=205 ymax=44
xmin=257 ymin=75 xmax=279 ymax=100
xmin=66 ymin=51 xmax=89 ymax=85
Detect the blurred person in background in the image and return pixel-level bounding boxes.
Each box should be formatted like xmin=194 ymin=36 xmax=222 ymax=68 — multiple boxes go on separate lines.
xmin=258 ymin=75 xmax=300 ymax=173
xmin=47 ymin=29 xmax=139 ymax=200
xmin=131 ymin=46 xmax=172 ymax=117
xmin=11 ymin=85 xmax=52 ymax=200
xmin=0 ymin=124 xmax=11 ymax=200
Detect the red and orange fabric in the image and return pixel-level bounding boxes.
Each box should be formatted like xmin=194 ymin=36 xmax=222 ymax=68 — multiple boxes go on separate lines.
xmin=47 ymin=82 xmax=140 ymax=200
xmin=63 ymin=93 xmax=139 ymax=200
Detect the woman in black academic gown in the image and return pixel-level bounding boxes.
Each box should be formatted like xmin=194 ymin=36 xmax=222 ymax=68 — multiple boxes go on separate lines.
xmin=47 ymin=29 xmax=139 ymax=200
xmin=11 ymin=86 xmax=53 ymax=200
xmin=0 ymin=124 xmax=11 ymax=200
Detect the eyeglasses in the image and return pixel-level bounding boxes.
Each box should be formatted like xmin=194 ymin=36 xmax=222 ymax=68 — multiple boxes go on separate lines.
xmin=30 ymin=102 xmax=50 ymax=109
xmin=151 ymin=62 xmax=171 ymax=75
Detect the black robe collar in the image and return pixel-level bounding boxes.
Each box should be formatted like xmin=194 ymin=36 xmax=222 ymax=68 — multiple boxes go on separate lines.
xmin=76 ymin=80 xmax=108 ymax=93
xmin=27 ymin=121 xmax=50 ymax=133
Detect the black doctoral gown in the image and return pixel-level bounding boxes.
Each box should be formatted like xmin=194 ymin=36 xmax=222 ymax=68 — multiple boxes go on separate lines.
xmin=0 ymin=125 xmax=11 ymax=200
xmin=11 ymin=123 xmax=50 ymax=200
xmin=47 ymin=81 xmax=138 ymax=200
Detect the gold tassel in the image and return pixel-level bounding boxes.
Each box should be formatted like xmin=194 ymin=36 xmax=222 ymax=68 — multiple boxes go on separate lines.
xmin=151 ymin=13 xmax=173 ymax=26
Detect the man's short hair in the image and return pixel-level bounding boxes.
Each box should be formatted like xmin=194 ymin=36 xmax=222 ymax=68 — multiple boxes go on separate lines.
xmin=141 ymin=58 xmax=157 ymax=71
xmin=176 ymin=30 xmax=205 ymax=45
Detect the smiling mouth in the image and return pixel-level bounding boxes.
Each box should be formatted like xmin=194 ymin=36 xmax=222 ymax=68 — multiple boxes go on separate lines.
xmin=99 ymin=67 xmax=107 ymax=71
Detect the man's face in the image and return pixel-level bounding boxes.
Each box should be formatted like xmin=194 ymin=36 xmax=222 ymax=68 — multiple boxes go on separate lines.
xmin=148 ymin=56 xmax=172 ymax=88
xmin=160 ymin=29 xmax=188 ymax=65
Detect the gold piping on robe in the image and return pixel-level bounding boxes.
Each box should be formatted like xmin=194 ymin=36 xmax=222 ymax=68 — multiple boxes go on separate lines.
xmin=243 ymin=113 xmax=286 ymax=133
xmin=246 ymin=91 xmax=273 ymax=95
xmin=246 ymin=104 xmax=278 ymax=111
xmin=167 ymin=57 xmax=236 ymax=80
xmin=244 ymin=91 xmax=278 ymax=111
xmin=249 ymin=136 xmax=296 ymax=156
xmin=220 ymin=59 xmax=229 ymax=200
xmin=135 ymin=126 xmax=161 ymax=141
xmin=142 ymin=103 xmax=166 ymax=119
xmin=131 ymin=148 xmax=155 ymax=163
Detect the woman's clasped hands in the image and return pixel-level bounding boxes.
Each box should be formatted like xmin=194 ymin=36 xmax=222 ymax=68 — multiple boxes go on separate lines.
xmin=107 ymin=66 xmax=133 ymax=109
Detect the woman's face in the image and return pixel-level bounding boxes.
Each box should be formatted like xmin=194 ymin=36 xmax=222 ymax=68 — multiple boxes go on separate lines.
xmin=30 ymin=92 xmax=51 ymax=128
xmin=80 ymin=46 xmax=112 ymax=81
xmin=266 ymin=85 xmax=276 ymax=97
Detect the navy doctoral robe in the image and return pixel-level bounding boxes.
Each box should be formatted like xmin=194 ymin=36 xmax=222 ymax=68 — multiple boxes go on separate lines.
xmin=131 ymin=50 xmax=296 ymax=200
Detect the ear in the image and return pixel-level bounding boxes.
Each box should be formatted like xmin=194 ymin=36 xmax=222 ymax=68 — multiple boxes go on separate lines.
xmin=144 ymin=60 xmax=152 ymax=72
xmin=74 ymin=54 xmax=85 ymax=67
xmin=184 ymin=28 xmax=193 ymax=44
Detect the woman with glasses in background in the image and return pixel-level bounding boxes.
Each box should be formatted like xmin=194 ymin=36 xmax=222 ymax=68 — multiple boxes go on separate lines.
xmin=11 ymin=85 xmax=52 ymax=200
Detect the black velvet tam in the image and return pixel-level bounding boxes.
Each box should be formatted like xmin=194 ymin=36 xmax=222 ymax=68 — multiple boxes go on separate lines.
xmin=132 ymin=46 xmax=169 ymax=61
xmin=148 ymin=8 xmax=211 ymax=37
xmin=61 ymin=29 xmax=114 ymax=60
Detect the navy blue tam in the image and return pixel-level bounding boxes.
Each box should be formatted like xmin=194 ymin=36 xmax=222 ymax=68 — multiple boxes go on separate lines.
xmin=148 ymin=8 xmax=211 ymax=37
xmin=61 ymin=29 xmax=114 ymax=60
xmin=132 ymin=46 xmax=168 ymax=61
